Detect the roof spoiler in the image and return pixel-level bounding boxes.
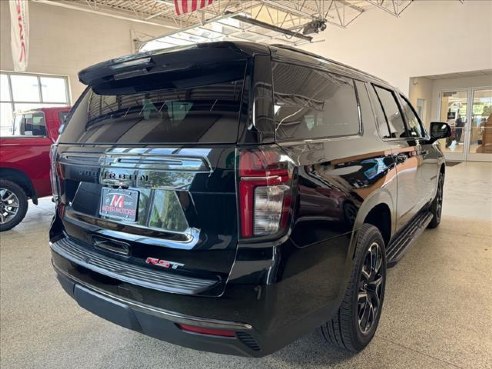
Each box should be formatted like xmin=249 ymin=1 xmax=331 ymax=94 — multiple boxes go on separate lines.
xmin=78 ymin=42 xmax=268 ymax=86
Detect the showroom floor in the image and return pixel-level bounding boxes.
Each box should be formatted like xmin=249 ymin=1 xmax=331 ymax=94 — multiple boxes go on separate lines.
xmin=1 ymin=162 xmax=491 ymax=369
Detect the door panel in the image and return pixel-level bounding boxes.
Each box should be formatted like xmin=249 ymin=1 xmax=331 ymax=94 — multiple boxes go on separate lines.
xmin=372 ymin=85 xmax=425 ymax=231
xmin=391 ymin=143 xmax=422 ymax=230
xmin=399 ymin=94 xmax=437 ymax=203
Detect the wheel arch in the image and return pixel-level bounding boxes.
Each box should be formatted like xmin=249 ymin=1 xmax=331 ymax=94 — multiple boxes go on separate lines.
xmin=0 ymin=168 xmax=37 ymax=204
xmin=363 ymin=204 xmax=392 ymax=247
xmin=349 ymin=190 xmax=394 ymax=258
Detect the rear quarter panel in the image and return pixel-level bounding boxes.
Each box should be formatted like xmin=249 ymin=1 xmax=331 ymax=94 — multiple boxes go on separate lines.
xmin=0 ymin=137 xmax=53 ymax=198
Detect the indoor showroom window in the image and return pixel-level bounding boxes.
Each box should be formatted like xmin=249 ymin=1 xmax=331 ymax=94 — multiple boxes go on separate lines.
xmin=0 ymin=72 xmax=70 ymax=135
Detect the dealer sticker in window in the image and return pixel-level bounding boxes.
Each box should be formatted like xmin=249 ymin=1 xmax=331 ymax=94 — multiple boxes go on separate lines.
xmin=100 ymin=188 xmax=139 ymax=222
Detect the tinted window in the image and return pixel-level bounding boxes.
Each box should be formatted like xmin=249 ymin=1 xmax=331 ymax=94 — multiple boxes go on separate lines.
xmin=366 ymin=83 xmax=391 ymax=138
xmin=373 ymin=85 xmax=407 ymax=139
xmin=272 ymin=62 xmax=360 ymax=141
xmin=60 ymin=62 xmax=246 ymax=144
xmin=13 ymin=111 xmax=46 ymax=136
xmin=399 ymin=95 xmax=424 ymax=138
xmin=354 ymin=80 xmax=377 ymax=135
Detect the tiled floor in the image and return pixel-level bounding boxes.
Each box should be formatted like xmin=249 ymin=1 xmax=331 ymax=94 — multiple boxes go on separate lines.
xmin=1 ymin=162 xmax=491 ymax=369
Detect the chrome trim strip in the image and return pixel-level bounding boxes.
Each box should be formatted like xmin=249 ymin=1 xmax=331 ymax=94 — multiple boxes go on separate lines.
xmin=240 ymin=175 xmax=282 ymax=181
xmin=65 ymin=211 xmax=200 ymax=250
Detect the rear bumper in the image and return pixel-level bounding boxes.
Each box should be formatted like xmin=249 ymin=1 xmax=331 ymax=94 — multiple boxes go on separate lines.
xmin=54 ymin=265 xmax=262 ymax=357
xmin=50 ymin=228 xmax=352 ymax=357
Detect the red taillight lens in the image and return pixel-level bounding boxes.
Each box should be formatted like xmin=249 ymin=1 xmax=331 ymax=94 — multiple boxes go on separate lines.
xmin=238 ymin=148 xmax=293 ymax=238
xmin=49 ymin=145 xmax=60 ymax=201
xmin=177 ymin=324 xmax=236 ymax=337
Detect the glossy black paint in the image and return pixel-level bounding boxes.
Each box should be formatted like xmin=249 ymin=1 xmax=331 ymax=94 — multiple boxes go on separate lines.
xmin=50 ymin=42 xmax=446 ymax=357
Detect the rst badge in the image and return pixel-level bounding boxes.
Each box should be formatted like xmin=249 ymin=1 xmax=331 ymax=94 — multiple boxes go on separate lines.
xmin=146 ymin=257 xmax=184 ymax=270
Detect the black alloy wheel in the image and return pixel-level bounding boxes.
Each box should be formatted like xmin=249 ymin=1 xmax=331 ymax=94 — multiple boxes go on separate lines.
xmin=321 ymin=224 xmax=387 ymax=352
xmin=428 ymin=173 xmax=444 ymax=229
xmin=358 ymin=242 xmax=384 ymax=335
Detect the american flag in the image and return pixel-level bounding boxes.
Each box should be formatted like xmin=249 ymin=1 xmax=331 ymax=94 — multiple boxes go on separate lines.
xmin=174 ymin=0 xmax=214 ymax=15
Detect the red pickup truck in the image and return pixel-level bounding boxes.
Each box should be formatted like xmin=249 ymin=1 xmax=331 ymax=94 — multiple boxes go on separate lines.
xmin=0 ymin=106 xmax=70 ymax=231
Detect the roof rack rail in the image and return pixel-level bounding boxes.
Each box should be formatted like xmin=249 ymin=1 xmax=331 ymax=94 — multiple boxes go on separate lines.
xmin=270 ymin=44 xmax=386 ymax=84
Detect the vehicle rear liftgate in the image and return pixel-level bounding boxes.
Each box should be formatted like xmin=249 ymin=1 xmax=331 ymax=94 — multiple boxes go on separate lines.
xmin=54 ymin=144 xmax=240 ymax=296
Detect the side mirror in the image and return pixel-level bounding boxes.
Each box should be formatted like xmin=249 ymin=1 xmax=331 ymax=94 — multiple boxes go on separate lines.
xmin=429 ymin=122 xmax=451 ymax=143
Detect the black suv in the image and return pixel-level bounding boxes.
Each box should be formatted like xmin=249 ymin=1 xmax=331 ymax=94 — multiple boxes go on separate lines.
xmin=50 ymin=42 xmax=451 ymax=357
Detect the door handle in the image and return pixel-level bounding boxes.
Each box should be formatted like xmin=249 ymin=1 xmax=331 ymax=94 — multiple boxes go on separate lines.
xmin=93 ymin=236 xmax=130 ymax=256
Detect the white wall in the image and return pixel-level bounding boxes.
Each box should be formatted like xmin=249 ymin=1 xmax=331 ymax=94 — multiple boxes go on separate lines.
xmin=409 ymin=77 xmax=434 ymax=124
xmin=0 ymin=1 xmax=170 ymax=102
xmin=300 ymin=0 xmax=492 ymax=95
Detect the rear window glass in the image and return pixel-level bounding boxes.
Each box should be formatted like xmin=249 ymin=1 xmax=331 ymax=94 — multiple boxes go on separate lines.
xmin=60 ymin=62 xmax=246 ymax=144
xmin=272 ymin=62 xmax=360 ymax=141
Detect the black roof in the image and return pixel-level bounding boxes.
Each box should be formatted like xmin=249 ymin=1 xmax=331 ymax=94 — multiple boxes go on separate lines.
xmin=269 ymin=44 xmax=389 ymax=85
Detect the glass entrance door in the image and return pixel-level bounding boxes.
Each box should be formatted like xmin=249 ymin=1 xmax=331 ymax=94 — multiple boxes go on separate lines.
xmin=467 ymin=89 xmax=492 ymax=161
xmin=439 ymin=90 xmax=468 ymax=161
xmin=439 ymin=88 xmax=492 ymax=162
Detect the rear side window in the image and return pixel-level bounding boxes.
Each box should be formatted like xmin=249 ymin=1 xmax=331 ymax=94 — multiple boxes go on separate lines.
xmin=13 ymin=111 xmax=46 ymax=136
xmin=60 ymin=62 xmax=246 ymax=144
xmin=354 ymin=80 xmax=377 ymax=135
xmin=272 ymin=62 xmax=360 ymax=141
xmin=399 ymin=95 xmax=424 ymax=138
xmin=373 ymin=85 xmax=407 ymax=139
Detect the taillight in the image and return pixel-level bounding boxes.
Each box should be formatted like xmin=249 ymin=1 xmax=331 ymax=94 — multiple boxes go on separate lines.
xmin=49 ymin=145 xmax=60 ymax=201
xmin=238 ymin=148 xmax=293 ymax=238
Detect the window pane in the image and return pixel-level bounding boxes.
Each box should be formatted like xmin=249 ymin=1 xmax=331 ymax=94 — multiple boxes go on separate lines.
xmin=1 ymin=74 xmax=11 ymax=102
xmin=354 ymin=81 xmax=378 ymax=136
xmin=470 ymin=89 xmax=492 ymax=154
xmin=366 ymin=83 xmax=391 ymax=138
xmin=60 ymin=61 xmax=246 ymax=144
xmin=0 ymin=103 xmax=14 ymax=136
xmin=13 ymin=111 xmax=46 ymax=136
xmin=400 ymin=95 xmax=423 ymax=138
xmin=11 ymin=75 xmax=41 ymax=102
xmin=40 ymin=77 xmax=68 ymax=103
xmin=373 ymin=86 xmax=406 ymax=139
xmin=273 ymin=63 xmax=360 ymax=140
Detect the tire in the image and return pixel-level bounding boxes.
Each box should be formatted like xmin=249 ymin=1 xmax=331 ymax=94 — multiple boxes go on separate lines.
xmin=428 ymin=172 xmax=444 ymax=229
xmin=321 ymin=224 xmax=386 ymax=352
xmin=0 ymin=179 xmax=29 ymax=232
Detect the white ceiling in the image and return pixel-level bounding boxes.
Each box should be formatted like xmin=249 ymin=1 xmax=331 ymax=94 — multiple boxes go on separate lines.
xmin=32 ymin=0 xmax=466 ymax=50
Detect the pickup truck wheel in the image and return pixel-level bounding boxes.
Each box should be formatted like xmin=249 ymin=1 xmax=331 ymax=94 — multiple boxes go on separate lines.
xmin=428 ymin=173 xmax=444 ymax=229
xmin=0 ymin=180 xmax=28 ymax=232
xmin=321 ymin=224 xmax=386 ymax=352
